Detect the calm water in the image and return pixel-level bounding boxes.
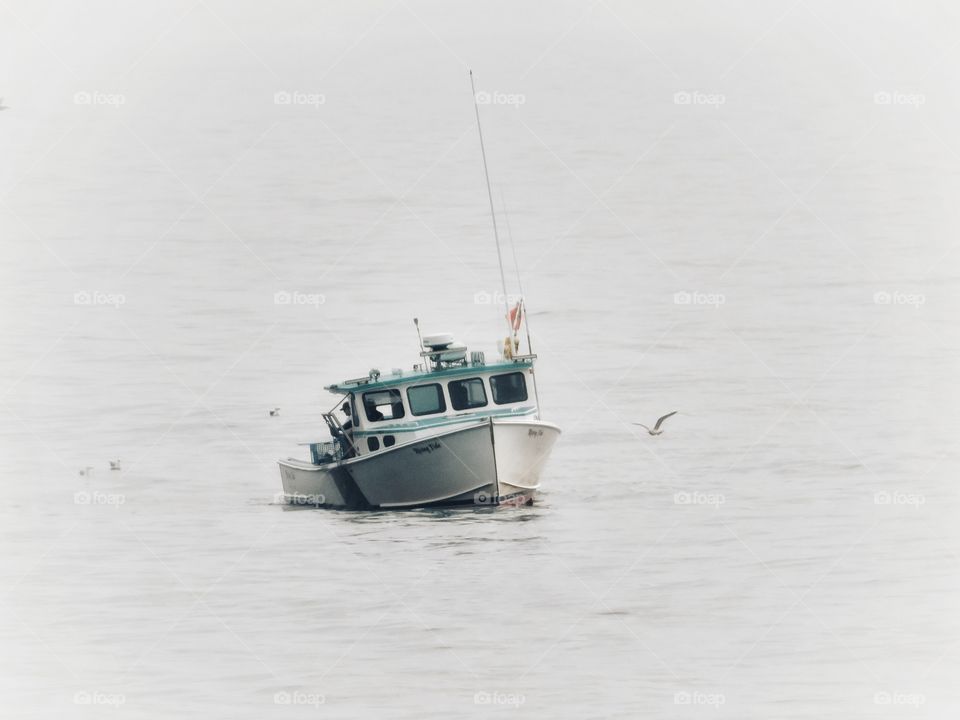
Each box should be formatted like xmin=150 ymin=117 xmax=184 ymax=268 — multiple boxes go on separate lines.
xmin=2 ymin=2 xmax=959 ymax=717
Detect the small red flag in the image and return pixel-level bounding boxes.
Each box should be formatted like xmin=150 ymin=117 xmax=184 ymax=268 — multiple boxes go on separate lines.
xmin=508 ymin=301 xmax=523 ymax=332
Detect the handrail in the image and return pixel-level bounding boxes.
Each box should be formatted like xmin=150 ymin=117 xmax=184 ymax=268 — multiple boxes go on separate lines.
xmin=322 ymin=411 xmax=357 ymax=459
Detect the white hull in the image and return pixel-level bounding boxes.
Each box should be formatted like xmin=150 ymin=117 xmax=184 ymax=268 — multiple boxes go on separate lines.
xmin=491 ymin=420 xmax=560 ymax=497
xmin=277 ymin=462 xmax=354 ymax=508
xmin=277 ymin=419 xmax=560 ymax=509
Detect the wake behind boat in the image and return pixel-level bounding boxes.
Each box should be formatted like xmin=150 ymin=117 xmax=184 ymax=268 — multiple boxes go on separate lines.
xmin=278 ymin=332 xmax=560 ymax=509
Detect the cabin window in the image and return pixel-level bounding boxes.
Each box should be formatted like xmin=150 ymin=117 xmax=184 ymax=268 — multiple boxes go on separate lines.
xmin=383 ymin=435 xmax=396 ymax=447
xmin=362 ymin=389 xmax=405 ymax=422
xmin=490 ymin=372 xmax=528 ymax=405
xmin=407 ymin=383 xmax=446 ymax=416
xmin=448 ymin=378 xmax=488 ymax=410
xmin=367 ymin=436 xmax=380 ymax=451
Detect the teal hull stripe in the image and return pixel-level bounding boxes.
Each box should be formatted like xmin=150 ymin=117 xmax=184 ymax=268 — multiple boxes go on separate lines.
xmin=352 ymin=406 xmax=537 ymax=435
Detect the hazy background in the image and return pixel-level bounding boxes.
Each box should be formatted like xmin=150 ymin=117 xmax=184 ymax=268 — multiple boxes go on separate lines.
xmin=2 ymin=1 xmax=959 ymax=717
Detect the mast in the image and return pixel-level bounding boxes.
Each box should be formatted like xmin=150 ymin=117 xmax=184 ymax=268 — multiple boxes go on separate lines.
xmin=501 ymin=191 xmax=542 ymax=419
xmin=470 ymin=70 xmax=513 ymax=341
xmin=413 ymin=317 xmax=424 ymax=364
xmin=500 ymin=191 xmax=534 ymax=354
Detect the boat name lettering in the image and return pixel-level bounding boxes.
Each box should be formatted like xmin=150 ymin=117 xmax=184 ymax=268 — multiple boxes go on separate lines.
xmin=528 ymin=429 xmax=544 ymax=437
xmin=412 ymin=441 xmax=442 ymax=455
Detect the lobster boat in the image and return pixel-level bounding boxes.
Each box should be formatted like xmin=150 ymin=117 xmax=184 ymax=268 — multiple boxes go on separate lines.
xmin=277 ymin=72 xmax=561 ymax=508
xmin=278 ymin=331 xmax=561 ymax=509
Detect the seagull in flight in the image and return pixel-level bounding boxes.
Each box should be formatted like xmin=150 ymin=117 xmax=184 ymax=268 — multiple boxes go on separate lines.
xmin=634 ymin=411 xmax=677 ymax=436
xmin=269 ymin=407 xmax=280 ymax=417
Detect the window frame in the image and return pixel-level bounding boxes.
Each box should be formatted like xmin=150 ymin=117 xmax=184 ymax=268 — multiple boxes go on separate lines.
xmin=447 ymin=377 xmax=488 ymax=411
xmin=406 ymin=383 xmax=447 ymax=417
xmin=489 ymin=371 xmax=529 ymax=405
xmin=361 ymin=388 xmax=405 ymax=423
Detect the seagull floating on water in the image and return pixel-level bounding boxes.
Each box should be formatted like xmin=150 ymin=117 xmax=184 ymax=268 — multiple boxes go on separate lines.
xmin=109 ymin=460 xmax=121 ymax=471
xmin=79 ymin=466 xmax=94 ymax=477
xmin=633 ymin=411 xmax=677 ymax=436
xmin=269 ymin=408 xmax=280 ymax=417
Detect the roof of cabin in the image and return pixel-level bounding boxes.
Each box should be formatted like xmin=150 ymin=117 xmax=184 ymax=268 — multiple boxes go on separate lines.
xmin=325 ymin=357 xmax=534 ymax=395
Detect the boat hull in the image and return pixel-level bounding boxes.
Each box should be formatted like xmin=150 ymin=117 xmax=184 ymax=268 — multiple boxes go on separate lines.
xmin=492 ymin=419 xmax=561 ymax=499
xmin=277 ymin=462 xmax=365 ymax=508
xmin=277 ymin=419 xmax=560 ymax=509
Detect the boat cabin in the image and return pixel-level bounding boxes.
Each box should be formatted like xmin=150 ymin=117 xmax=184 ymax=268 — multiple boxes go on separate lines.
xmin=318 ymin=336 xmax=538 ymax=461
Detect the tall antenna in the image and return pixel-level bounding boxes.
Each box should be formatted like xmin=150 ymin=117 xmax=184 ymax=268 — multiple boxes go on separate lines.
xmin=413 ymin=317 xmax=424 ymax=356
xmin=500 ymin=191 xmax=524 ymax=295
xmin=501 ymin=190 xmax=533 ymax=350
xmin=501 ymin=190 xmax=542 ymax=419
xmin=470 ymin=70 xmax=512 ymax=341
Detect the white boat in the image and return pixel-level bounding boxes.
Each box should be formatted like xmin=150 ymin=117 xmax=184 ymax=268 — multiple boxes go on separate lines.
xmin=277 ymin=334 xmax=561 ymax=509
xmin=278 ymin=72 xmax=560 ymax=508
